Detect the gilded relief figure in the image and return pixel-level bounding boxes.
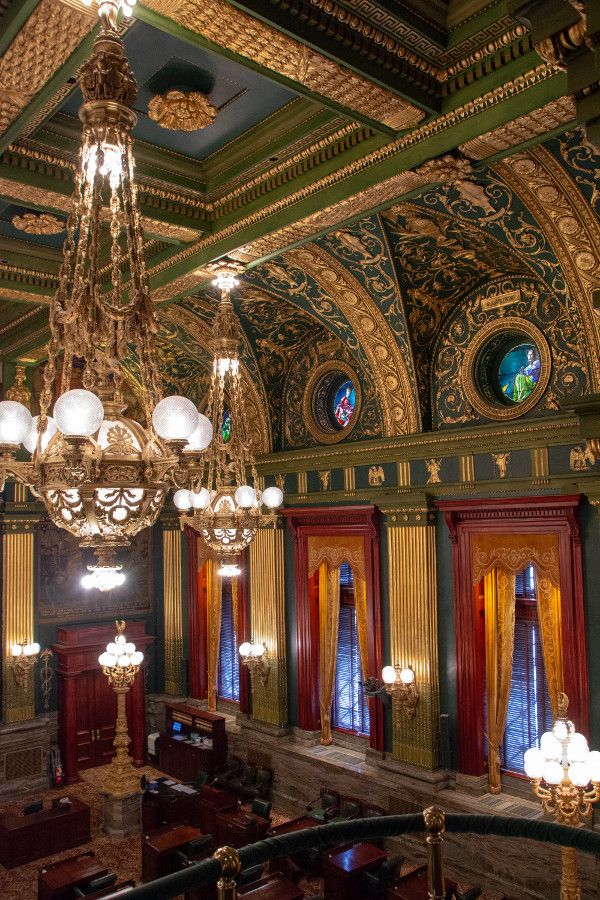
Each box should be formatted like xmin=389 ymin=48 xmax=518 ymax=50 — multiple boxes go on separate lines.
xmin=368 ymin=465 xmax=385 ymax=486
xmin=319 ymin=470 xmax=331 ymax=491
xmin=492 ymin=452 xmax=511 ymax=479
xmin=570 ymin=445 xmax=595 ymax=471
xmin=276 ymin=474 xmax=285 ymax=491
xmin=6 ymin=365 xmax=32 ymax=411
xmin=425 ymin=458 xmax=442 ymax=484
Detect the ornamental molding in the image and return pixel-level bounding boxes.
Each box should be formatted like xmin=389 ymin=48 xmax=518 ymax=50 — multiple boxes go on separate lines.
xmin=141 ymin=0 xmax=424 ymax=130
xmin=0 ymin=0 xmax=95 ymax=139
xmin=11 ymin=212 xmax=65 ymax=235
xmin=460 ymin=96 xmax=576 ymax=160
xmin=148 ymin=90 xmax=217 ymax=132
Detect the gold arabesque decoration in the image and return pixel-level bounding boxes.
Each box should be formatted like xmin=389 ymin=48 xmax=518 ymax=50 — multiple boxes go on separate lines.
xmin=148 ymin=89 xmax=217 ymax=131
xmin=11 ymin=212 xmax=66 ymax=235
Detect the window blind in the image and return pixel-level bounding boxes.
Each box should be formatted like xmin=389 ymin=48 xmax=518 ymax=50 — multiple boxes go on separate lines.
xmin=217 ymin=582 xmax=240 ymax=702
xmin=331 ymin=593 xmax=370 ymax=736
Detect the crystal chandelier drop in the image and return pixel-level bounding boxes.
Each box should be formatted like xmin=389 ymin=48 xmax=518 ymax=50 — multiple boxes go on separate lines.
xmin=0 ymin=0 xmax=211 ymax=590
xmin=175 ymin=264 xmax=283 ymax=562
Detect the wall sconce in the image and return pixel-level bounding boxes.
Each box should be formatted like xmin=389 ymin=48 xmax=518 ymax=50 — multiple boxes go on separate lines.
xmin=381 ymin=664 xmax=419 ymax=719
xmin=238 ymin=641 xmax=270 ymax=689
xmin=11 ymin=641 xmax=41 ymax=689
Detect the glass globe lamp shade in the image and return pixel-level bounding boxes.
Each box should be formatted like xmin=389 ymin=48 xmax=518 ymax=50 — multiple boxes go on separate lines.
xmin=552 ymin=718 xmax=574 ymax=742
xmin=10 ymin=643 xmax=23 ymax=657
xmin=524 ymin=748 xmax=546 ymax=779
xmin=185 ymin=413 xmax=213 ymax=451
xmin=218 ymin=562 xmax=241 ymax=578
xmin=115 ymin=634 xmax=126 ymax=646
xmin=399 ymin=666 xmax=415 ymax=684
xmin=568 ymin=761 xmax=591 ymax=788
xmin=543 ymin=759 xmax=564 ymax=785
xmin=235 ymin=485 xmax=256 ymax=508
xmin=130 ymin=650 xmax=144 ymax=666
xmin=0 ymin=400 xmax=33 ymax=445
xmin=173 ymin=489 xmax=192 ymax=511
xmin=191 ymin=488 xmax=211 ymax=510
xmin=540 ymin=731 xmax=562 ymax=761
xmin=239 ymin=642 xmax=252 ymax=657
xmin=124 ymin=642 xmax=135 ymax=655
xmin=587 ymin=750 xmax=600 ymax=782
xmin=24 ymin=642 xmax=40 ymax=656
xmin=99 ymin=651 xmax=115 ymax=667
xmin=152 ymin=395 xmax=199 ymax=441
xmin=106 ymin=642 xmax=118 ymax=656
xmin=382 ymin=665 xmax=397 ymax=685
xmin=567 ymin=733 xmax=589 ymax=763
xmin=54 ymin=389 xmax=104 ymax=437
xmin=261 ymin=486 xmax=283 ymax=509
xmin=23 ymin=416 xmax=58 ymax=454
xmin=252 ymin=643 xmax=266 ymax=657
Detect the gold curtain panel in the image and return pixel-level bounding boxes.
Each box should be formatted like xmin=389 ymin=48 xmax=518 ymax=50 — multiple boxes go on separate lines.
xmin=472 ymin=533 xmax=560 ymax=586
xmin=307 ymin=535 xmax=366 ymax=581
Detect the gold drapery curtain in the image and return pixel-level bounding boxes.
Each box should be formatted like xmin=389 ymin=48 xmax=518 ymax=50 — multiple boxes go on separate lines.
xmin=319 ymin=563 xmax=340 ymax=746
xmin=308 ymin=535 xmax=366 ymax=582
xmin=536 ymin=575 xmax=564 ymax=717
xmin=205 ymin=559 xmax=223 ymax=712
xmin=484 ymin=567 xmax=516 ymax=794
xmin=472 ymin=533 xmax=559 ymax=586
xmin=354 ymin=573 xmax=369 ymax=683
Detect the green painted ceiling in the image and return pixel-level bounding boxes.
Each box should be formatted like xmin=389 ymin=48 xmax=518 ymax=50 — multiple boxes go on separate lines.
xmin=0 ymin=0 xmax=599 ymax=451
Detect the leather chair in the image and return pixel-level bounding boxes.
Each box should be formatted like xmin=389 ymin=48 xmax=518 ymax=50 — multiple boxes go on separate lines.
xmin=241 ymin=767 xmax=273 ymax=801
xmin=73 ymin=873 xmax=118 ymax=896
xmin=251 ymin=797 xmax=272 ymax=819
xmin=212 ymin=755 xmax=243 ymax=789
xmin=361 ymin=855 xmax=404 ymax=898
xmin=236 ymin=864 xmax=265 ymax=888
xmin=330 ymin=797 xmax=361 ymax=822
xmin=229 ymin=763 xmax=256 ymax=796
xmin=307 ymin=789 xmax=340 ymax=822
xmin=176 ymin=835 xmax=215 ymax=867
xmin=454 ymin=889 xmax=482 ymax=899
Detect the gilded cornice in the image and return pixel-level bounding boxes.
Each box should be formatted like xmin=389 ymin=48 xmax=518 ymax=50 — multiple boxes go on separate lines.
xmin=0 ymin=0 xmax=95 ymax=139
xmin=0 ymin=307 xmax=46 ymax=339
xmin=141 ymin=0 xmax=425 ymax=130
xmin=460 ymin=96 xmax=576 ymax=159
xmin=495 ymin=146 xmax=600 ymax=390
xmin=0 ymin=263 xmax=57 ymax=295
xmin=0 ymin=287 xmax=48 ymax=307
xmin=285 ymin=243 xmax=419 ymax=434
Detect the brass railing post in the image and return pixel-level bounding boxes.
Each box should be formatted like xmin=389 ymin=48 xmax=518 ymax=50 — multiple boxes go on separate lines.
xmin=424 ymin=806 xmax=446 ymax=900
xmin=214 ymin=846 xmax=241 ymax=900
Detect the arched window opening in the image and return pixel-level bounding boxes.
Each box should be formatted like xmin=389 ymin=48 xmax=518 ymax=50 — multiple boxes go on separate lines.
xmin=218 ymin=581 xmax=239 ymax=702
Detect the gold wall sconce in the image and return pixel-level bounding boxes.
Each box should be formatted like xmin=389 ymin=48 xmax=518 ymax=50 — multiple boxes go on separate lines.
xmin=238 ymin=642 xmax=270 ymax=689
xmin=11 ymin=641 xmax=41 ymax=689
xmin=381 ymin=664 xmax=419 ymax=718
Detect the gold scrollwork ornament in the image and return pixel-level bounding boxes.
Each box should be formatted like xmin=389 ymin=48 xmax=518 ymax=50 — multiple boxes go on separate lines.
xmin=148 ymin=90 xmax=217 ymax=131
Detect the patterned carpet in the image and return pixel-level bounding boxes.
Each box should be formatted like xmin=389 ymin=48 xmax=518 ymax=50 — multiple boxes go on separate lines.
xmin=0 ymin=766 xmax=501 ymax=900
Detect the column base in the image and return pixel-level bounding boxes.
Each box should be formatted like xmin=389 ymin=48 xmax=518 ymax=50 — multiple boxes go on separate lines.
xmin=101 ymin=788 xmax=142 ymax=836
xmin=454 ymin=771 xmax=490 ymax=796
xmin=292 ymin=727 xmax=322 ymax=747
xmin=237 ymin=713 xmax=293 ymax=738
xmin=374 ymin=752 xmax=450 ymax=791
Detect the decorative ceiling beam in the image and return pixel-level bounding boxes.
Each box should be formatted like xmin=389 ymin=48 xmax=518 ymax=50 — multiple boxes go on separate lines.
xmin=136 ymin=1 xmax=425 ymax=134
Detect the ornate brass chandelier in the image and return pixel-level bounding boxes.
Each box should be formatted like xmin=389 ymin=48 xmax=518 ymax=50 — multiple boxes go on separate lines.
xmin=0 ymin=0 xmax=212 ymax=590
xmin=174 ymin=264 xmax=283 ymax=561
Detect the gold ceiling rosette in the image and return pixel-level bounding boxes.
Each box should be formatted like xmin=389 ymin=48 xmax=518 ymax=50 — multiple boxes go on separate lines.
xmin=148 ymin=89 xmax=217 ymax=132
xmin=11 ymin=212 xmax=65 ymax=235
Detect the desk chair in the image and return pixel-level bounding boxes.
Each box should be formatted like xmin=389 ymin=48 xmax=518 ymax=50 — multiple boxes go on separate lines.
xmin=306 ymin=790 xmax=339 ymax=822
xmin=176 ymin=834 xmax=215 ymax=867
xmin=361 ymin=855 xmax=404 ymax=899
xmin=251 ymin=798 xmax=271 ymax=819
xmin=454 ymin=888 xmax=482 ymax=899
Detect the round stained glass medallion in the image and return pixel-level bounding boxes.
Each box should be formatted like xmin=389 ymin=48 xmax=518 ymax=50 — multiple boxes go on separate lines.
xmin=304 ymin=362 xmax=361 ymax=444
xmin=462 ymin=318 xmax=551 ymax=421
xmin=497 ymin=343 xmax=541 ymax=404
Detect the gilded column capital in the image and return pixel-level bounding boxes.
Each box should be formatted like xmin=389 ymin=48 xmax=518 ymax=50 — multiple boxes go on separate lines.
xmin=380 ymin=496 xmax=437 ymax=526
xmin=0 ymin=516 xmax=41 ymax=534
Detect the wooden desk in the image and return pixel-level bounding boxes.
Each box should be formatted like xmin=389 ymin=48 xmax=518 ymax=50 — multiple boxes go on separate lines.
xmin=214 ymin=810 xmax=270 ymax=848
xmin=142 ymin=785 xmax=204 ymax=830
xmin=142 ymin=824 xmax=201 ymax=882
xmin=83 ymin=882 xmax=135 ymax=899
xmin=38 ymin=853 xmax=108 ymax=900
xmin=268 ymin=815 xmax=315 ymax=836
xmin=385 ymin=865 xmax=457 ymax=899
xmin=198 ymin=785 xmax=238 ymax=834
xmin=1 ymin=797 xmax=91 ymax=868
xmin=324 ymin=842 xmax=387 ymax=900
xmin=158 ymin=705 xmax=226 ymax=781
xmin=239 ymin=876 xmax=304 ymax=898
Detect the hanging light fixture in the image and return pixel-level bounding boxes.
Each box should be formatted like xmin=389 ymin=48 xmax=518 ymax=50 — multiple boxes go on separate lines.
xmin=0 ymin=0 xmax=211 ymax=590
xmin=177 ymin=263 xmax=283 ymax=561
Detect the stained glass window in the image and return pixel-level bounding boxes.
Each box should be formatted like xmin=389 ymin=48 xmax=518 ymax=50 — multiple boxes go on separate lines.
xmin=497 ymin=343 xmax=541 ymax=404
xmin=221 ymin=409 xmax=231 ymax=443
xmin=332 ymin=380 xmax=356 ymax=429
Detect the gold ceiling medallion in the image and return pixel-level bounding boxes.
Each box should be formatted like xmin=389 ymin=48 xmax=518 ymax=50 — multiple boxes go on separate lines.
xmin=11 ymin=212 xmax=65 ymax=235
xmin=148 ymin=90 xmax=217 ymax=131
xmin=462 ymin=317 xmax=551 ymax=421
xmin=304 ymin=360 xmax=361 ymax=445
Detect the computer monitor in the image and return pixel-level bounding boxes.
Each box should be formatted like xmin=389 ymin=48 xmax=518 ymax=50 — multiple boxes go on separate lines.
xmin=23 ymin=799 xmax=43 ymax=815
xmin=172 ymin=721 xmax=183 ymax=734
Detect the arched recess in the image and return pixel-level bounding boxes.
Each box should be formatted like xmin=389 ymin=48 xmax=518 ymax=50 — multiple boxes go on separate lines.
xmin=286 ymin=244 xmax=420 ymax=435
xmin=163 ymin=305 xmax=272 ymax=454
xmin=495 ymin=146 xmax=600 ymax=390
